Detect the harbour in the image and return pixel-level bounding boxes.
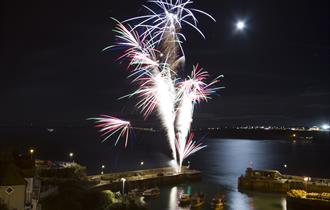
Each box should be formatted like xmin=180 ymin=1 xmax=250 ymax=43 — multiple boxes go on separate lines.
xmin=2 ymin=130 xmax=330 ymax=209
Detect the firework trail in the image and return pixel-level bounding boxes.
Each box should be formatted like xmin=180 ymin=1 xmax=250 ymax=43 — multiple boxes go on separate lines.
xmin=89 ymin=115 xmax=131 ymax=148
xmin=154 ymin=68 xmax=177 ymax=163
xmin=175 ymin=86 xmax=194 ymax=169
xmin=126 ymin=66 xmax=178 ymax=163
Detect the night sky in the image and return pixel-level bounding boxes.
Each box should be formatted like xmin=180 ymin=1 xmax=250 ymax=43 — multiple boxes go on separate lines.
xmin=1 ymin=0 xmax=329 ymax=127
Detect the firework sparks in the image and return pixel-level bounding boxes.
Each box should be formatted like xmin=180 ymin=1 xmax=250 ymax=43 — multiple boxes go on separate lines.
xmin=128 ymin=66 xmax=178 ymax=162
xmin=123 ymin=0 xmax=215 ymax=48
xmin=177 ymin=65 xmax=223 ymax=103
xmin=175 ymin=65 xmax=222 ymax=168
xmin=109 ymin=19 xmax=179 ymax=162
xmin=89 ymin=115 xmax=131 ymax=148
xmin=105 ymin=20 xmax=160 ymax=78
xmin=175 ymin=132 xmax=207 ymax=161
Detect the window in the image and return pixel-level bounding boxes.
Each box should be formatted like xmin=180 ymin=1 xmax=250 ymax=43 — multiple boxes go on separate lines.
xmin=5 ymin=186 xmax=14 ymax=195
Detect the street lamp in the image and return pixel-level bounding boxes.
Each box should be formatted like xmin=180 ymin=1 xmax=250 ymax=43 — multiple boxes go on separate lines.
xmin=140 ymin=161 xmax=144 ymax=166
xmin=283 ymin=164 xmax=288 ymax=174
xmin=69 ymin=152 xmax=74 ymax=162
xmin=303 ymin=176 xmax=311 ymax=190
xmin=101 ymin=165 xmax=105 ymax=175
xmin=29 ymin=149 xmax=34 ymax=159
xmin=120 ymin=178 xmax=126 ymax=195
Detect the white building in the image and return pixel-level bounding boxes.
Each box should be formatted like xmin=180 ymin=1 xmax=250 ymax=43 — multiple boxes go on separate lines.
xmin=0 ymin=164 xmax=40 ymax=210
xmin=0 ymin=163 xmax=27 ymax=210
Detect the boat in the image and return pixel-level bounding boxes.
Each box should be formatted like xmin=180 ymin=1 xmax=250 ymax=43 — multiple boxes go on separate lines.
xmin=191 ymin=193 xmax=205 ymax=209
xmin=142 ymin=187 xmax=160 ymax=198
xmin=128 ymin=188 xmax=142 ymax=196
xmin=178 ymin=194 xmax=192 ymax=206
xmin=210 ymin=195 xmax=225 ymax=209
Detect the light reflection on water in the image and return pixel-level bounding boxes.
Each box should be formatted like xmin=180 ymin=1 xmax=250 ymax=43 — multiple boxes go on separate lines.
xmin=281 ymin=198 xmax=287 ymax=210
xmin=168 ymin=186 xmax=190 ymax=210
xmin=147 ymin=139 xmax=330 ymax=210
xmin=227 ymin=191 xmax=252 ymax=210
xmin=151 ymin=184 xmax=289 ymax=210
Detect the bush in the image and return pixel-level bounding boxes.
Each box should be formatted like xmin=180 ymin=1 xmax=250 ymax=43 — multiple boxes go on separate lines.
xmin=41 ymin=183 xmax=85 ymax=210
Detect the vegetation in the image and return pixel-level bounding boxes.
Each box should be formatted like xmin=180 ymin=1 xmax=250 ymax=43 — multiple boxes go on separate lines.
xmin=37 ymin=165 xmax=86 ymax=180
xmin=36 ymin=164 xmax=88 ymax=187
xmin=41 ymin=183 xmax=85 ymax=210
xmin=41 ymin=183 xmax=146 ymax=210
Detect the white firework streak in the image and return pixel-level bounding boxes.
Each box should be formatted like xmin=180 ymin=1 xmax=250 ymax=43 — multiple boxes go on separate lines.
xmin=128 ymin=66 xmax=178 ymax=163
xmin=175 ymin=84 xmax=194 ymax=169
xmin=175 ymin=65 xmax=223 ymax=168
xmin=154 ymin=67 xmax=177 ymax=164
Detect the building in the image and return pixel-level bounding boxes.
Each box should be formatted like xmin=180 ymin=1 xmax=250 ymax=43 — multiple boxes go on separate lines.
xmin=0 ymin=163 xmax=27 ymax=210
xmin=0 ymin=148 xmax=40 ymax=210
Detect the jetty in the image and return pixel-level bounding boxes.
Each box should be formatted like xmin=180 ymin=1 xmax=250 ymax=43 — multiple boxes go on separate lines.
xmin=87 ymin=166 xmax=201 ymax=191
xmin=238 ymin=167 xmax=330 ymax=193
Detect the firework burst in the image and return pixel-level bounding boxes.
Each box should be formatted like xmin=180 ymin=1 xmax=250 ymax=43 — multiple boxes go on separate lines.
xmin=89 ymin=115 xmax=131 ymax=148
xmin=91 ymin=0 xmax=222 ymax=171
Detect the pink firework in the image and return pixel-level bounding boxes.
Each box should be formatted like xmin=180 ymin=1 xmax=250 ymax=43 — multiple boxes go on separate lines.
xmin=89 ymin=115 xmax=131 ymax=148
xmin=175 ymin=132 xmax=207 ymax=160
xmin=177 ymin=64 xmax=223 ymax=103
xmin=105 ymin=20 xmax=160 ymax=80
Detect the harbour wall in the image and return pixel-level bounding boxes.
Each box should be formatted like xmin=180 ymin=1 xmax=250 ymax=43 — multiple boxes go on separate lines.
xmin=238 ymin=168 xmax=330 ymax=193
xmin=87 ymin=166 xmax=201 ymax=192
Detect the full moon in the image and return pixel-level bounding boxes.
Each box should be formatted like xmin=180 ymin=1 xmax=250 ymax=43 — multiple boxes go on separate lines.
xmin=236 ymin=20 xmax=246 ymax=30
